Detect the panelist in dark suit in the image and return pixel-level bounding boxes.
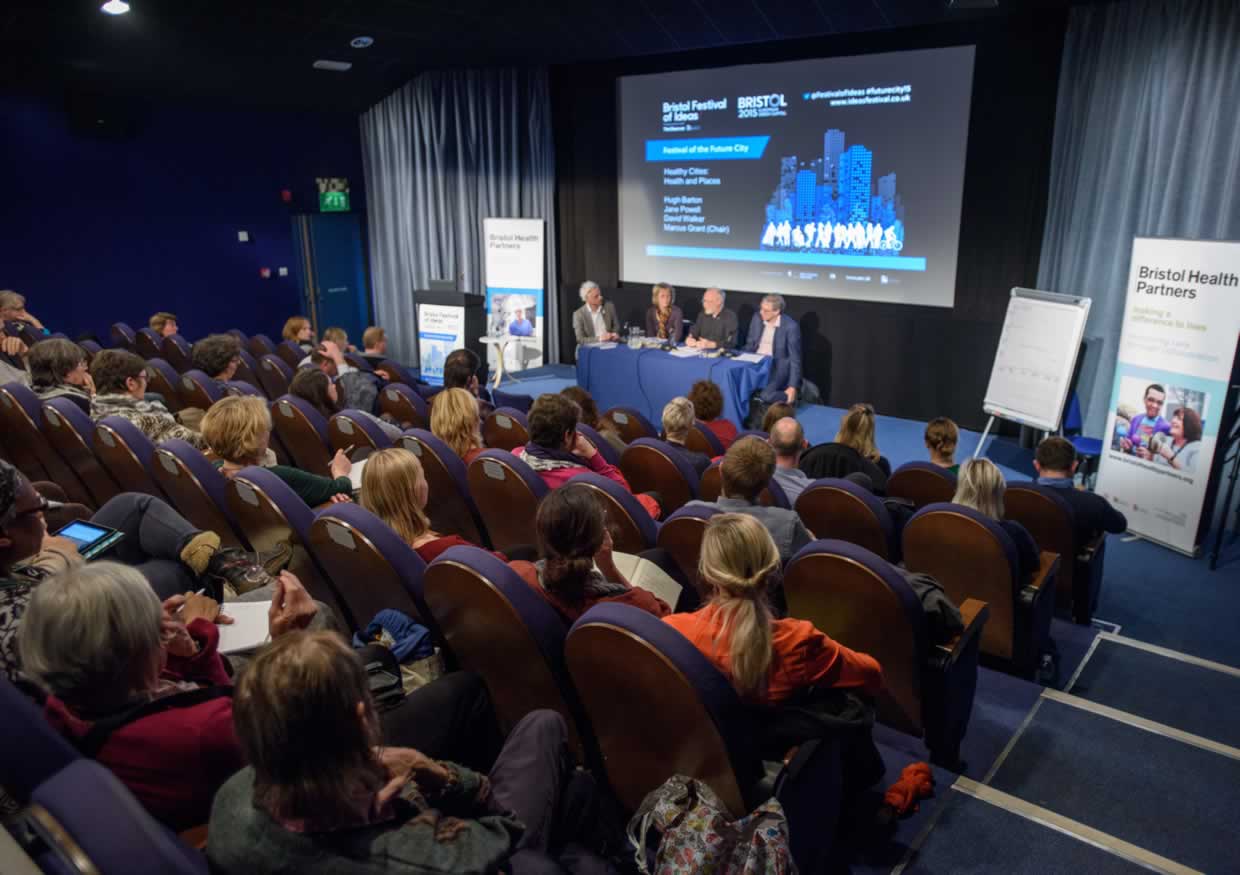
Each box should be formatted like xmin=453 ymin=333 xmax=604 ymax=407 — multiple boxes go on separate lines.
xmin=743 ymin=294 xmax=802 ymax=405
xmin=685 ymin=287 xmax=738 ymax=350
xmin=644 ymin=282 xmax=685 ymax=344
xmin=1033 ymin=436 xmax=1128 ymax=545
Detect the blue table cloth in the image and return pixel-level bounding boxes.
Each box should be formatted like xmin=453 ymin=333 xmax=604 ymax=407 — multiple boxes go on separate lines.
xmin=576 ymin=345 xmax=772 ymax=427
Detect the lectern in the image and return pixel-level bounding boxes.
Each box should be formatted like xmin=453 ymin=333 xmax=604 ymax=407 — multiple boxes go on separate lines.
xmin=414 ymin=290 xmax=487 ymax=386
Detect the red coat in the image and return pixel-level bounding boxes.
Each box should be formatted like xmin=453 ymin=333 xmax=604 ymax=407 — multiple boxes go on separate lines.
xmin=513 ymin=446 xmax=660 ymax=519
xmin=42 ymin=619 xmax=242 ymax=830
xmin=514 ymin=564 xmax=671 ymax=624
xmin=702 ymin=418 xmax=739 ymax=450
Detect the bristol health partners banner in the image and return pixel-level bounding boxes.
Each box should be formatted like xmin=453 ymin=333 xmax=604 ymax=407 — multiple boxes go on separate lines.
xmin=416 ymin=303 xmax=466 ymax=386
xmin=483 ymin=218 xmax=545 ymax=376
xmin=1094 ymin=237 xmax=1240 ymax=555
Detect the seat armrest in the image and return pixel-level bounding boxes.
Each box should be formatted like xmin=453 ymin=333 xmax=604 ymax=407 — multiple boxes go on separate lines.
xmin=1019 ymin=551 xmax=1060 ymax=606
xmin=1077 ymin=532 xmax=1105 ymax=563
xmin=934 ymin=598 xmax=990 ymax=667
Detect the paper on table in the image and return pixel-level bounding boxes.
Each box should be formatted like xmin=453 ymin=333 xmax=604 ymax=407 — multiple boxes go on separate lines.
xmin=215 ymin=602 xmax=271 ymax=654
xmin=595 ymin=342 xmax=618 ymax=349
xmin=668 ymin=347 xmax=702 ymax=358
xmin=733 ymin=352 xmax=766 ymax=363
xmin=348 ymin=457 xmax=368 ymax=492
xmin=608 ymin=551 xmax=682 ymax=608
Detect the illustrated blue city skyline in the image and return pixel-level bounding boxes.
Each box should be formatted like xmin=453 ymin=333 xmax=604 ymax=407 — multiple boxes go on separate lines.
xmin=761 ymin=127 xmax=905 ymax=253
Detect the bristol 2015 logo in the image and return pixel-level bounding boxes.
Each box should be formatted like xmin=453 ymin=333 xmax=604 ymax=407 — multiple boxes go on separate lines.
xmin=737 ymin=94 xmax=788 ymax=119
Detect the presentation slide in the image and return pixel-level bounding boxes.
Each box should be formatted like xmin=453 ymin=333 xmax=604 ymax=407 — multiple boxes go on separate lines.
xmin=618 ymin=46 xmax=975 ymax=308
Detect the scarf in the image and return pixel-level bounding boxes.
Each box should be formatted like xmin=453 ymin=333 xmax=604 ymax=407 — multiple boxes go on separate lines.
xmin=656 ymin=308 xmax=671 ymax=339
xmin=520 ymin=442 xmax=586 ymax=471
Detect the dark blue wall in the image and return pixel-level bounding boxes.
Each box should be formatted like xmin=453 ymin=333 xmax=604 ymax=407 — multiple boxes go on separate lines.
xmin=0 ymin=96 xmax=367 ymax=343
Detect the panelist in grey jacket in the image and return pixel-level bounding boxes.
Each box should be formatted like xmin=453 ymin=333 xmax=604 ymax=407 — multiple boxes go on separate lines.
xmin=572 ymin=280 xmax=620 ymax=345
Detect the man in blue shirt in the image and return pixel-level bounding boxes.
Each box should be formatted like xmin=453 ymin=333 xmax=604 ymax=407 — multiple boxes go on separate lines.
xmin=508 ymin=308 xmax=534 ymax=337
xmin=1120 ymin=383 xmax=1171 ymax=454
xmin=1034 ymin=436 xmax=1128 ymax=546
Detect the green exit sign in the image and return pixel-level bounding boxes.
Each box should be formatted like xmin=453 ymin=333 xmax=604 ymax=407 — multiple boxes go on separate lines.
xmin=319 ymin=190 xmax=350 ymax=212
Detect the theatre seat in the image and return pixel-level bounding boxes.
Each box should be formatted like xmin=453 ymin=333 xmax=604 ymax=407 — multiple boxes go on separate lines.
xmin=328 ymin=409 xmax=394 ymax=454
xmin=0 ymin=383 xmax=94 ymax=507
xmin=149 ymin=440 xmax=248 ymax=550
xmin=482 ymin=407 xmax=529 ymax=452
xmin=344 ymin=352 xmax=374 ymax=372
xmin=576 ymin=423 xmax=620 ymax=466
xmin=567 ymin=603 xmax=841 ymax=872
xmin=655 ymin=504 xmax=721 ymax=598
xmin=270 ymin=395 xmax=333 ymax=476
xmin=94 ymin=415 xmax=167 ymax=499
xmin=144 ymin=358 xmax=184 ymax=412
xmin=378 ymin=383 xmax=429 ymax=429
xmin=0 ymin=676 xmax=80 ymax=806
xmin=256 ymin=354 xmax=294 ymax=400
xmin=697 ymin=460 xmax=790 ymax=508
xmin=178 ymin=370 xmax=225 ymax=410
xmin=0 ymin=383 xmax=50 ymax=482
xmin=686 ymin=422 xmax=725 ymax=457
xmin=424 ymin=545 xmax=590 ymax=762
xmin=234 ymin=349 xmax=263 ymax=396
xmin=619 ymin=437 xmax=699 ymax=514
xmin=43 ymin=398 xmax=122 ymax=507
xmin=564 ymin=471 xmax=657 ymax=554
xmin=491 ymin=388 xmax=532 ymax=414
xmin=888 ymin=461 xmax=958 ymax=509
xmin=378 ymin=359 xmax=420 ymax=388
xmin=227 ymin=328 xmax=249 ymax=345
xmin=601 ymin=406 xmax=657 ymax=443
xmin=110 ymin=322 xmax=137 ymax=351
xmin=134 ymin=327 xmax=163 ymax=359
xmin=398 ymin=430 xmax=490 ymax=547
xmin=161 ymin=334 xmax=193 ymax=373
xmin=79 ymin=339 xmax=104 ymax=362
xmin=275 ymin=340 xmax=304 ymax=369
xmin=903 ymin=503 xmax=1057 ymax=677
xmin=247 ymin=333 xmax=276 ymax=359
xmin=1005 ymin=483 xmax=1106 ymax=625
xmin=784 ymin=540 xmax=988 ymax=768
xmin=466 ymin=450 xmax=548 ymax=552
xmin=795 ymin=477 xmax=896 ymax=560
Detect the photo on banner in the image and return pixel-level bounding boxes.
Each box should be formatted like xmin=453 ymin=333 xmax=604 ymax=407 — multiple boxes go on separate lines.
xmin=483 ymin=217 xmax=545 ymax=377
xmin=1094 ymin=237 xmax=1240 ymax=554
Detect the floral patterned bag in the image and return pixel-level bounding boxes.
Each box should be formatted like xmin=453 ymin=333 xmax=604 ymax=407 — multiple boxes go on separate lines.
xmin=627 ymin=775 xmax=797 ymax=875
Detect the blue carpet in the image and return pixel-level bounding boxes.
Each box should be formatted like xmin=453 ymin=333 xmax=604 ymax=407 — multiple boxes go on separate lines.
xmin=903 ymin=793 xmax=1147 ymax=874
xmin=1069 ymin=638 xmax=1240 ymax=749
xmin=1050 ymin=618 xmax=1098 ymax=691
xmin=990 ymin=698 xmax=1240 ymax=874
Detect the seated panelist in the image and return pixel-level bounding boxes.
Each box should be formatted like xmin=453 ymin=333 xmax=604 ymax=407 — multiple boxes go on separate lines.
xmin=743 ymin=294 xmax=802 ymax=405
xmin=572 ymin=281 xmax=619 ymax=345
xmin=645 ymin=282 xmax=684 ymax=344
xmin=685 ymin=286 xmax=738 ymax=350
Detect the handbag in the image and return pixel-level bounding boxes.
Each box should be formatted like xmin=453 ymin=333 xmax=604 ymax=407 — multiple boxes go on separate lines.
xmin=627 ymin=775 xmax=797 ymax=875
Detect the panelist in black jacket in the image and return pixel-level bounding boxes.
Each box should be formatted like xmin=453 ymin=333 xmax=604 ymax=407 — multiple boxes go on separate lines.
xmin=685 ymin=287 xmax=738 ymax=350
xmin=1033 ymin=436 xmax=1128 ymax=545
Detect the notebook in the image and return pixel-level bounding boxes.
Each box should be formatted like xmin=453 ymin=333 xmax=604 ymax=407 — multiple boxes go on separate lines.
xmin=348 ymin=457 xmax=369 ymax=492
xmin=609 ymin=552 xmax=683 ymax=608
xmin=215 ymin=602 xmax=272 ymax=654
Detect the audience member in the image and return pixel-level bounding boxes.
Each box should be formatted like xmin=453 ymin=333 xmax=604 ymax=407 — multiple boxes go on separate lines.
xmin=837 ymin=403 xmax=891 ymax=477
xmin=571 ymin=280 xmax=619 ymax=345
xmin=559 ymin=385 xmax=625 ymax=456
xmin=20 ymin=563 xmax=317 ymax=829
xmin=688 ymin=378 xmax=737 ymax=450
xmin=149 ymin=312 xmax=179 ymax=339
xmin=0 ymin=327 xmax=30 ymax=385
xmin=207 ymin=631 xmax=600 ymax=874
xmin=685 ymin=287 xmax=738 ymax=350
xmin=27 ymin=337 xmax=92 ymax=412
xmin=307 ymin=340 xmax=384 ymax=414
xmin=1034 ymin=436 xmax=1128 ymax=543
xmin=645 ymin=282 xmax=684 ymax=343
xmin=361 ymin=325 xmax=388 ymax=366
xmin=321 ymin=326 xmax=355 ymax=353
xmin=288 ymin=368 xmax=400 ymax=442
xmin=760 ymin=401 xmax=795 ymax=435
xmin=191 ymin=333 xmax=244 ymax=393
xmin=90 ymin=349 xmax=208 ymax=449
xmin=686 ymin=437 xmax=813 ymax=560
xmin=952 ymin=458 xmax=1040 ymax=582
xmin=1140 ymin=406 xmax=1203 ymax=472
xmin=429 ymin=386 xmax=485 ymax=465
xmin=0 ymin=290 xmax=48 ymax=336
xmin=769 ymin=417 xmax=810 ymax=503
xmin=924 ymin=417 xmax=960 ymax=472
xmin=524 ymin=484 xmax=670 ymax=623
xmin=282 ymin=316 xmax=315 ymax=353
xmin=801 ymin=403 xmax=890 ymax=491
xmin=743 ymin=294 xmax=802 ymax=405
xmin=514 ymin=393 xmax=660 ymax=519
xmin=439 ymin=348 xmax=494 ymax=418
xmin=203 ymin=396 xmax=354 ymax=506
xmin=661 ymin=396 xmax=711 ymax=477
xmin=360 ymin=449 xmax=512 ymax=564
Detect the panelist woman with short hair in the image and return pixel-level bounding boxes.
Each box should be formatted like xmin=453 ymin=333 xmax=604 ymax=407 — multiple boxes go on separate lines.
xmin=743 ymin=294 xmax=802 ymax=404
xmin=645 ymin=282 xmax=684 ymax=343
xmin=572 ymin=280 xmax=620 ymax=345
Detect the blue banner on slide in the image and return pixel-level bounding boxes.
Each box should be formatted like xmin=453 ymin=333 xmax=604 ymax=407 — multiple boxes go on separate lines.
xmin=645 ymin=244 xmax=926 ymax=271
xmin=645 ymin=137 xmax=770 ymax=161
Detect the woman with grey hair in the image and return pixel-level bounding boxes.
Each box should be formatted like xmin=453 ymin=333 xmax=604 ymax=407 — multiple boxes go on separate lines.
xmin=19 ymin=562 xmax=318 ymax=829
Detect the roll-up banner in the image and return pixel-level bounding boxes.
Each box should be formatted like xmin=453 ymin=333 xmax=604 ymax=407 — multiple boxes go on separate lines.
xmin=1094 ymin=237 xmax=1240 ymax=555
xmin=483 ymin=218 xmax=545 ymax=376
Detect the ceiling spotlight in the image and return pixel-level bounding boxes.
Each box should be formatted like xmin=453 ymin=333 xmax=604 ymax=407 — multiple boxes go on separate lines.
xmin=350 ymin=36 xmax=374 ymax=48
xmin=101 ymin=0 xmax=130 ymax=14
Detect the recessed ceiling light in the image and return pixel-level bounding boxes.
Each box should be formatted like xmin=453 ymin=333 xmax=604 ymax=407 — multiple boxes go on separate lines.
xmin=350 ymin=36 xmax=374 ymax=49
xmin=101 ymin=0 xmax=130 ymax=14
xmin=313 ymin=60 xmax=353 ymax=72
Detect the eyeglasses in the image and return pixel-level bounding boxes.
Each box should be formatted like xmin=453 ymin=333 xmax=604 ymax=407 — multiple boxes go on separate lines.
xmin=7 ymin=495 xmax=49 ymax=523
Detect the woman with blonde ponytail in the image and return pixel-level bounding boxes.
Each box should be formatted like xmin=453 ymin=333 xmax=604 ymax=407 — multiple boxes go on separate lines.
xmin=665 ymin=514 xmax=883 ymax=705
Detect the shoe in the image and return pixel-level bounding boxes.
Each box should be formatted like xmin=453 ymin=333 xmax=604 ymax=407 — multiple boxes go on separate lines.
xmin=204 ymin=543 xmax=291 ymax=599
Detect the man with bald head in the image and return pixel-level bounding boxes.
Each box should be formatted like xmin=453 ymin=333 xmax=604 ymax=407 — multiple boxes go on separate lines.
xmin=685 ymin=287 xmax=738 ymax=350
xmin=768 ymin=416 xmax=810 ymax=503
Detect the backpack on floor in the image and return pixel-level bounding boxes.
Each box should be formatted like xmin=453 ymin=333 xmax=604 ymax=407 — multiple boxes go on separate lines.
xmin=627 ymin=774 xmax=796 ymax=874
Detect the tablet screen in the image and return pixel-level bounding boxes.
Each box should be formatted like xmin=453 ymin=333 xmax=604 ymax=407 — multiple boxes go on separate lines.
xmin=57 ymin=521 xmax=111 ymax=550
